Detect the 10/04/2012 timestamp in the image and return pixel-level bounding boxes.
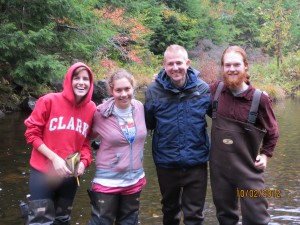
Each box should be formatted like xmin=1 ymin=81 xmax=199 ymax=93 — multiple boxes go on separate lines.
xmin=237 ymin=189 xmax=281 ymax=198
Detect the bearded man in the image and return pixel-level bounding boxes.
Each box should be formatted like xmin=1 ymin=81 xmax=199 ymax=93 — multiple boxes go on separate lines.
xmin=209 ymin=46 xmax=279 ymax=225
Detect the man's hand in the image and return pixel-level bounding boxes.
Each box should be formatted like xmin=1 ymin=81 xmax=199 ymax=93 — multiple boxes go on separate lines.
xmin=254 ymin=154 xmax=268 ymax=171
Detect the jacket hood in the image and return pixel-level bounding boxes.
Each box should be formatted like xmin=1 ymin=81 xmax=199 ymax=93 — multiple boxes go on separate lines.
xmin=156 ymin=67 xmax=200 ymax=92
xmin=62 ymin=62 xmax=94 ymax=106
xmin=98 ymin=97 xmax=115 ymax=118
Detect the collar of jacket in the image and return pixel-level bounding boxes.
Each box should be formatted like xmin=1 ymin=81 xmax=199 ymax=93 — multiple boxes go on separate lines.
xmin=156 ymin=67 xmax=200 ymax=93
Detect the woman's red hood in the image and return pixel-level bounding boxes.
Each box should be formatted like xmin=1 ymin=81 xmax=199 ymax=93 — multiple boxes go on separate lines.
xmin=62 ymin=62 xmax=94 ymax=106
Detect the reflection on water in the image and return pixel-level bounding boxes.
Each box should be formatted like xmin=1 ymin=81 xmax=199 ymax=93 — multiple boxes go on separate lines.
xmin=266 ymin=98 xmax=300 ymax=225
xmin=0 ymin=97 xmax=300 ymax=225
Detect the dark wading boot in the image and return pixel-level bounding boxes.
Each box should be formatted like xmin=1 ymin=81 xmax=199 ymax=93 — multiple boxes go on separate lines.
xmin=20 ymin=201 xmax=29 ymax=224
xmin=115 ymin=191 xmax=141 ymax=225
xmin=52 ymin=198 xmax=73 ymax=225
xmin=26 ymin=199 xmax=55 ymax=225
xmin=86 ymin=189 xmax=118 ymax=225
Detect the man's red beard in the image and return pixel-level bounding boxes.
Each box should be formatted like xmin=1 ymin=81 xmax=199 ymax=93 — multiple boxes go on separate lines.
xmin=222 ymin=71 xmax=246 ymax=90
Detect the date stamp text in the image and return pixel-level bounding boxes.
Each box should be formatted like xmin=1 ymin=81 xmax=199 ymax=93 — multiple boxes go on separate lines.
xmin=237 ymin=188 xmax=281 ymax=198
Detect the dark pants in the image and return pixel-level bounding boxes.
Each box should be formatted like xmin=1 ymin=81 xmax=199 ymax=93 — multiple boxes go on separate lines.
xmin=156 ymin=164 xmax=207 ymax=225
xmin=87 ymin=190 xmax=141 ymax=225
xmin=29 ymin=167 xmax=78 ymax=224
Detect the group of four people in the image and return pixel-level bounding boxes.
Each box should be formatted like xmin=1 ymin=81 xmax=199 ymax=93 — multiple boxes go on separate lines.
xmin=23 ymin=44 xmax=279 ymax=225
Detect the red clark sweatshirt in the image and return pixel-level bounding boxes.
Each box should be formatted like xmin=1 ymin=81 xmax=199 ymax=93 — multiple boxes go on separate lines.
xmin=24 ymin=62 xmax=96 ymax=173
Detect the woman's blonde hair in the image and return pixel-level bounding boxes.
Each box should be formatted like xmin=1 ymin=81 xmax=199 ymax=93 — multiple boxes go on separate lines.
xmin=107 ymin=69 xmax=136 ymax=93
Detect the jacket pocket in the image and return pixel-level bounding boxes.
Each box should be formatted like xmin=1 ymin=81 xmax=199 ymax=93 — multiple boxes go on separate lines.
xmin=140 ymin=148 xmax=144 ymax=162
xmin=110 ymin=153 xmax=121 ymax=168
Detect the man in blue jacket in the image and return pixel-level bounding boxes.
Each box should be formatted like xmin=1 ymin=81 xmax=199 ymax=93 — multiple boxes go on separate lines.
xmin=144 ymin=44 xmax=211 ymax=225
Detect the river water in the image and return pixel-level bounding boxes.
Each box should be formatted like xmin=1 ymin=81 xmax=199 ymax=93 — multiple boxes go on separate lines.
xmin=0 ymin=96 xmax=299 ymax=225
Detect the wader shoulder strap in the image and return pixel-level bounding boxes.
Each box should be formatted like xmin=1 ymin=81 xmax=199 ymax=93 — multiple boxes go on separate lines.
xmin=212 ymin=82 xmax=262 ymax=124
xmin=248 ymin=89 xmax=262 ymax=124
xmin=212 ymin=82 xmax=224 ymax=118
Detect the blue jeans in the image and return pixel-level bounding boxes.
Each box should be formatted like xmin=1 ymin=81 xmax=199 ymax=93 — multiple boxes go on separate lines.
xmin=29 ymin=167 xmax=77 ymax=201
xmin=28 ymin=167 xmax=77 ymax=224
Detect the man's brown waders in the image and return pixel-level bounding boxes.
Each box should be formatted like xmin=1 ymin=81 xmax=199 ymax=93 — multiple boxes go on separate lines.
xmin=210 ymin=82 xmax=269 ymax=225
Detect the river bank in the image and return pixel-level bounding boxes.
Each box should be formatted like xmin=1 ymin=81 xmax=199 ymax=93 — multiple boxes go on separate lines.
xmin=0 ymin=72 xmax=297 ymax=115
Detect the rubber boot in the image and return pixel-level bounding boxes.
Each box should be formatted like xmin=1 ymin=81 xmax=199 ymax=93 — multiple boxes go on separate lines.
xmin=26 ymin=199 xmax=55 ymax=225
xmin=20 ymin=201 xmax=29 ymax=225
xmin=52 ymin=198 xmax=73 ymax=225
xmin=87 ymin=189 xmax=119 ymax=225
xmin=116 ymin=191 xmax=141 ymax=225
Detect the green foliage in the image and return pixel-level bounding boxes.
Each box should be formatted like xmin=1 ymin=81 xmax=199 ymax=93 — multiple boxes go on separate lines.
xmin=281 ymin=0 xmax=300 ymax=53
xmin=194 ymin=0 xmax=236 ymax=44
xmin=228 ymin=1 xmax=262 ymax=47
xmin=279 ymin=52 xmax=300 ymax=94
xmin=0 ymin=0 xmax=299 ymax=109
xmin=0 ymin=80 xmax=20 ymax=111
xmin=161 ymin=0 xmax=202 ymax=16
xmin=251 ymin=52 xmax=300 ymax=96
xmin=258 ymin=0 xmax=292 ymax=66
xmin=14 ymin=54 xmax=66 ymax=87
xmin=149 ymin=7 xmax=199 ymax=55
xmin=0 ymin=0 xmax=111 ymax=96
xmin=124 ymin=62 xmax=161 ymax=87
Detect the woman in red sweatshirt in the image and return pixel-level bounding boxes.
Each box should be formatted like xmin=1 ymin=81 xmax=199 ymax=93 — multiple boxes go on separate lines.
xmin=24 ymin=62 xmax=96 ymax=225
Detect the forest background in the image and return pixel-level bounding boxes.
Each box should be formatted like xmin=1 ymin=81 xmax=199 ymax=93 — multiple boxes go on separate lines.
xmin=0 ymin=0 xmax=300 ymax=111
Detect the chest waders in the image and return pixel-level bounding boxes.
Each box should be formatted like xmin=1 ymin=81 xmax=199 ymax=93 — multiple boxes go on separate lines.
xmin=210 ymin=82 xmax=269 ymax=225
xmin=86 ymin=189 xmax=140 ymax=225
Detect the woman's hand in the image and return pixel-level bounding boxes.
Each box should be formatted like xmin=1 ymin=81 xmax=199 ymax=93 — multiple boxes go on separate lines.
xmin=52 ymin=155 xmax=73 ymax=177
xmin=75 ymin=161 xmax=85 ymax=176
xmin=37 ymin=144 xmax=72 ymax=177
